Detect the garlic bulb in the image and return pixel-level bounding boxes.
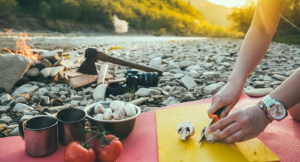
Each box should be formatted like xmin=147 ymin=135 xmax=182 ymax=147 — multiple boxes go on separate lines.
xmin=124 ymin=103 xmax=137 ymax=117
xmin=110 ymin=101 xmax=125 ymax=112
xmin=113 ymin=109 xmax=126 ymax=120
xmin=103 ymin=108 xmax=113 ymax=120
xmin=94 ymin=103 xmax=104 ymax=114
xmin=94 ymin=114 xmax=104 ymax=120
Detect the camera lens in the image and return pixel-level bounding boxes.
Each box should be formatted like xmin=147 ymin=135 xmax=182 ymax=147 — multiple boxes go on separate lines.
xmin=146 ymin=73 xmax=153 ymax=86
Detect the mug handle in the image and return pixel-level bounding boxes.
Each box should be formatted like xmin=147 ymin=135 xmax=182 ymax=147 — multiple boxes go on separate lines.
xmin=18 ymin=121 xmax=26 ymax=140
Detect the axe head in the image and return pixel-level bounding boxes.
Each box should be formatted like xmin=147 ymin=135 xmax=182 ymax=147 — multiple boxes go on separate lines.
xmin=77 ymin=48 xmax=98 ymax=75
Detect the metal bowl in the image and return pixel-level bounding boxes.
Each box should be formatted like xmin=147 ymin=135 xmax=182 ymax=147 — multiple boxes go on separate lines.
xmin=84 ymin=101 xmax=141 ymax=139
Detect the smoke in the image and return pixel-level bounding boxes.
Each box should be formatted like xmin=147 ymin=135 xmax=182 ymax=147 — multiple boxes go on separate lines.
xmin=112 ymin=15 xmax=129 ymax=33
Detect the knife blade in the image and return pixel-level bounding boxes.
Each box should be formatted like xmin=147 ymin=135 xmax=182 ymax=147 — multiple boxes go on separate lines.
xmin=199 ymin=107 xmax=225 ymax=143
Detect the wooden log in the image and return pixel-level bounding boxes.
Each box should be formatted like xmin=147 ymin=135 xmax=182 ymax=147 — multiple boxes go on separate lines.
xmin=97 ymin=63 xmax=108 ymax=84
xmin=105 ymin=73 xmax=113 ymax=79
xmin=69 ymin=75 xmax=97 ymax=89
xmin=41 ymin=49 xmax=63 ymax=63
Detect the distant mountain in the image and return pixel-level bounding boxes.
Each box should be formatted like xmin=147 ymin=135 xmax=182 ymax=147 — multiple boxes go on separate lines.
xmin=184 ymin=0 xmax=233 ymax=26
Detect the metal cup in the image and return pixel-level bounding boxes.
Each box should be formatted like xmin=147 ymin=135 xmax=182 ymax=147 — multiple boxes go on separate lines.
xmin=56 ymin=108 xmax=86 ymax=145
xmin=18 ymin=116 xmax=58 ymax=157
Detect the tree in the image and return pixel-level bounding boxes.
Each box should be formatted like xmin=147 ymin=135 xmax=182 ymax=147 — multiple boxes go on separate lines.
xmin=0 ymin=0 xmax=17 ymax=15
xmin=60 ymin=0 xmax=81 ymax=20
xmin=39 ymin=1 xmax=51 ymax=18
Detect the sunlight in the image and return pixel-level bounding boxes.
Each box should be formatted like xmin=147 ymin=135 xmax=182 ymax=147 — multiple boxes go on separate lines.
xmin=207 ymin=0 xmax=257 ymax=7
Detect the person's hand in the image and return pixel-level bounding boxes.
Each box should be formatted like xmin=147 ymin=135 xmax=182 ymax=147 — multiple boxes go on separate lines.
xmin=207 ymin=81 xmax=243 ymax=119
xmin=207 ymin=104 xmax=271 ymax=143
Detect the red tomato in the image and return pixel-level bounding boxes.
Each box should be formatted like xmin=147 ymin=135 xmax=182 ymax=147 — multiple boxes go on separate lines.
xmin=64 ymin=141 xmax=95 ymax=162
xmin=94 ymin=135 xmax=123 ymax=162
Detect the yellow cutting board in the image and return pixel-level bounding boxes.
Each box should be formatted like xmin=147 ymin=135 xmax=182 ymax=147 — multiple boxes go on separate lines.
xmin=156 ymin=104 xmax=279 ymax=162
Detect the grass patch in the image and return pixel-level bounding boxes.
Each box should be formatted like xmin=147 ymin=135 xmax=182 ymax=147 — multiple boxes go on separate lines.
xmin=273 ymin=35 xmax=300 ymax=45
xmin=108 ymin=46 xmax=125 ymax=50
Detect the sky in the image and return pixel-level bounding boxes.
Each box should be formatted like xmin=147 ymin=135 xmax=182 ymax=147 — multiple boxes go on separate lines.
xmin=207 ymin=0 xmax=257 ymax=7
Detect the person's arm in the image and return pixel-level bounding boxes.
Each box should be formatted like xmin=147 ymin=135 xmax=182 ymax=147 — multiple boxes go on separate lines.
xmin=208 ymin=0 xmax=285 ymax=118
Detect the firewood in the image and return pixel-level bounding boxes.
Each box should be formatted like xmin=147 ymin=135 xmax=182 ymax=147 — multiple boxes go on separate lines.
xmin=41 ymin=49 xmax=62 ymax=63
xmin=97 ymin=63 xmax=109 ymax=84
xmin=69 ymin=75 xmax=97 ymax=88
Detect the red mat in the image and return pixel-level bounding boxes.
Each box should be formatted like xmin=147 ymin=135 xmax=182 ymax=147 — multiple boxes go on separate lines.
xmin=1 ymin=93 xmax=300 ymax=162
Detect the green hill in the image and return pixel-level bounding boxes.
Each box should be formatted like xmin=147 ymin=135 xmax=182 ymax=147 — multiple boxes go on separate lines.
xmin=184 ymin=0 xmax=232 ymax=26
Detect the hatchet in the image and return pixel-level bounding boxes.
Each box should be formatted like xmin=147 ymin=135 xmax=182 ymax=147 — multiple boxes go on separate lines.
xmin=77 ymin=48 xmax=163 ymax=76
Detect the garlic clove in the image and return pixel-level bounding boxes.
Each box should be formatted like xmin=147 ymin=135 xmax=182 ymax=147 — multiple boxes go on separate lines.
xmin=124 ymin=103 xmax=137 ymax=117
xmin=94 ymin=103 xmax=104 ymax=114
xmin=177 ymin=122 xmax=195 ymax=141
xmin=110 ymin=101 xmax=125 ymax=112
xmin=103 ymin=108 xmax=113 ymax=120
xmin=113 ymin=109 xmax=126 ymax=120
xmin=94 ymin=114 xmax=104 ymax=120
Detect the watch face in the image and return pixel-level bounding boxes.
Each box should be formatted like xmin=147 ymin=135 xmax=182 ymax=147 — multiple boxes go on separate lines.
xmin=269 ymin=104 xmax=286 ymax=120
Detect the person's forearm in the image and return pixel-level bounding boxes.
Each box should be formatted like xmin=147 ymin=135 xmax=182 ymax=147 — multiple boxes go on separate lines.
xmin=269 ymin=68 xmax=300 ymax=109
xmin=228 ymin=26 xmax=273 ymax=87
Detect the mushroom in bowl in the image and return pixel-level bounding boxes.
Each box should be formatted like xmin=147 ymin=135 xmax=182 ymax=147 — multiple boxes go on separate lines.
xmin=84 ymin=101 xmax=141 ymax=138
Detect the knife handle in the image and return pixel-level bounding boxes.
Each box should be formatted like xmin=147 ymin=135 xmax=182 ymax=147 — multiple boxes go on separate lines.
xmin=212 ymin=107 xmax=225 ymax=122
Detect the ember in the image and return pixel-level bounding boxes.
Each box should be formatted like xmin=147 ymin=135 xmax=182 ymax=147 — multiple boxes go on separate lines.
xmin=13 ymin=32 xmax=41 ymax=63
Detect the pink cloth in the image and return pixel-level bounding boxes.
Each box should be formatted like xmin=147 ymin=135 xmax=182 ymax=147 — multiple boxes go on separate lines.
xmin=0 ymin=93 xmax=299 ymax=162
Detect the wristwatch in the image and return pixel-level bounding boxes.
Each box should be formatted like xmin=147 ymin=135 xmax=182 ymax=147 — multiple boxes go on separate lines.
xmin=257 ymin=95 xmax=288 ymax=121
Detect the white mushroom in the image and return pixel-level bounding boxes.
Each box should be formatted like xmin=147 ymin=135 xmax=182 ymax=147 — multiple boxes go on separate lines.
xmin=103 ymin=108 xmax=113 ymax=120
xmin=94 ymin=103 xmax=104 ymax=114
xmin=177 ymin=122 xmax=195 ymax=141
xmin=94 ymin=114 xmax=104 ymax=120
xmin=113 ymin=109 xmax=126 ymax=120
xmin=204 ymin=128 xmax=221 ymax=144
xmin=110 ymin=101 xmax=125 ymax=112
xmin=124 ymin=103 xmax=137 ymax=117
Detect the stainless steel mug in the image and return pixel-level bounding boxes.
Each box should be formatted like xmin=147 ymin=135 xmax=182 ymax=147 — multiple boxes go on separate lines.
xmin=56 ymin=108 xmax=86 ymax=145
xmin=18 ymin=116 xmax=58 ymax=157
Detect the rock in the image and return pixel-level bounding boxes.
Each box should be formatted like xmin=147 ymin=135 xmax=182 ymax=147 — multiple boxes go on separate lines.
xmin=181 ymin=76 xmax=197 ymax=90
xmin=203 ymin=62 xmax=213 ymax=69
xmin=253 ymin=81 xmax=265 ymax=88
xmin=169 ymin=86 xmax=187 ymax=95
xmin=21 ymin=115 xmax=34 ymax=122
xmin=24 ymin=68 xmax=40 ymax=77
xmin=0 ymin=94 xmax=11 ymax=105
xmin=216 ymin=66 xmax=225 ymax=71
xmin=164 ymin=85 xmax=171 ymax=91
xmin=0 ymin=54 xmax=31 ymax=92
xmin=186 ymin=65 xmax=201 ymax=72
xmin=244 ymin=88 xmax=273 ymax=97
xmin=86 ymin=100 xmax=95 ymax=106
xmin=203 ymin=82 xmax=225 ymax=95
xmin=0 ymin=124 xmax=7 ymax=132
xmin=13 ymin=103 xmax=34 ymax=112
xmin=0 ymin=106 xmax=10 ymax=112
xmin=60 ymin=95 xmax=66 ymax=101
xmin=180 ymin=92 xmax=193 ymax=101
xmin=221 ymin=62 xmax=230 ymax=67
xmin=0 ymin=116 xmax=12 ymax=123
xmin=162 ymin=97 xmax=180 ymax=106
xmin=150 ymin=57 xmax=162 ymax=68
xmin=263 ymin=75 xmax=273 ymax=81
xmin=93 ymin=84 xmax=108 ymax=101
xmin=70 ymin=100 xmax=80 ymax=106
xmin=216 ymin=56 xmax=226 ymax=64
xmin=164 ymin=64 xmax=181 ymax=72
xmin=59 ymin=91 xmax=69 ymax=96
xmin=9 ymin=127 xmax=19 ymax=136
xmin=40 ymin=59 xmax=52 ymax=68
xmin=53 ymin=98 xmax=64 ymax=106
xmin=129 ymin=97 xmax=149 ymax=105
xmin=15 ymin=97 xmax=27 ymax=104
xmin=179 ymin=60 xmax=193 ymax=68
xmin=71 ymin=96 xmax=84 ymax=100
xmin=189 ymin=70 xmax=200 ymax=78
xmin=40 ymin=96 xmax=50 ymax=106
xmin=202 ymin=71 xmax=219 ymax=79
xmin=142 ymin=107 xmax=159 ymax=113
xmin=12 ymin=84 xmax=39 ymax=96
xmin=46 ymin=92 xmax=59 ymax=98
xmin=272 ymin=74 xmax=287 ymax=81
xmin=135 ymin=88 xmax=160 ymax=96
xmin=40 ymin=66 xmax=64 ymax=78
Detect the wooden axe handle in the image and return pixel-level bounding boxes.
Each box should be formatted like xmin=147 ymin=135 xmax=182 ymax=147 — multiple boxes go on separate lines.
xmin=96 ymin=52 xmax=163 ymax=76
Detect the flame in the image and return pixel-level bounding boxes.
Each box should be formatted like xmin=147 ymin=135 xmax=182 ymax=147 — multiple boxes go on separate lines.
xmin=13 ymin=32 xmax=41 ymax=62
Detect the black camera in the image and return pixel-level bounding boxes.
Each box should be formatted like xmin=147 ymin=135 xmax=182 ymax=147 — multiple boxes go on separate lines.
xmin=125 ymin=70 xmax=159 ymax=91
